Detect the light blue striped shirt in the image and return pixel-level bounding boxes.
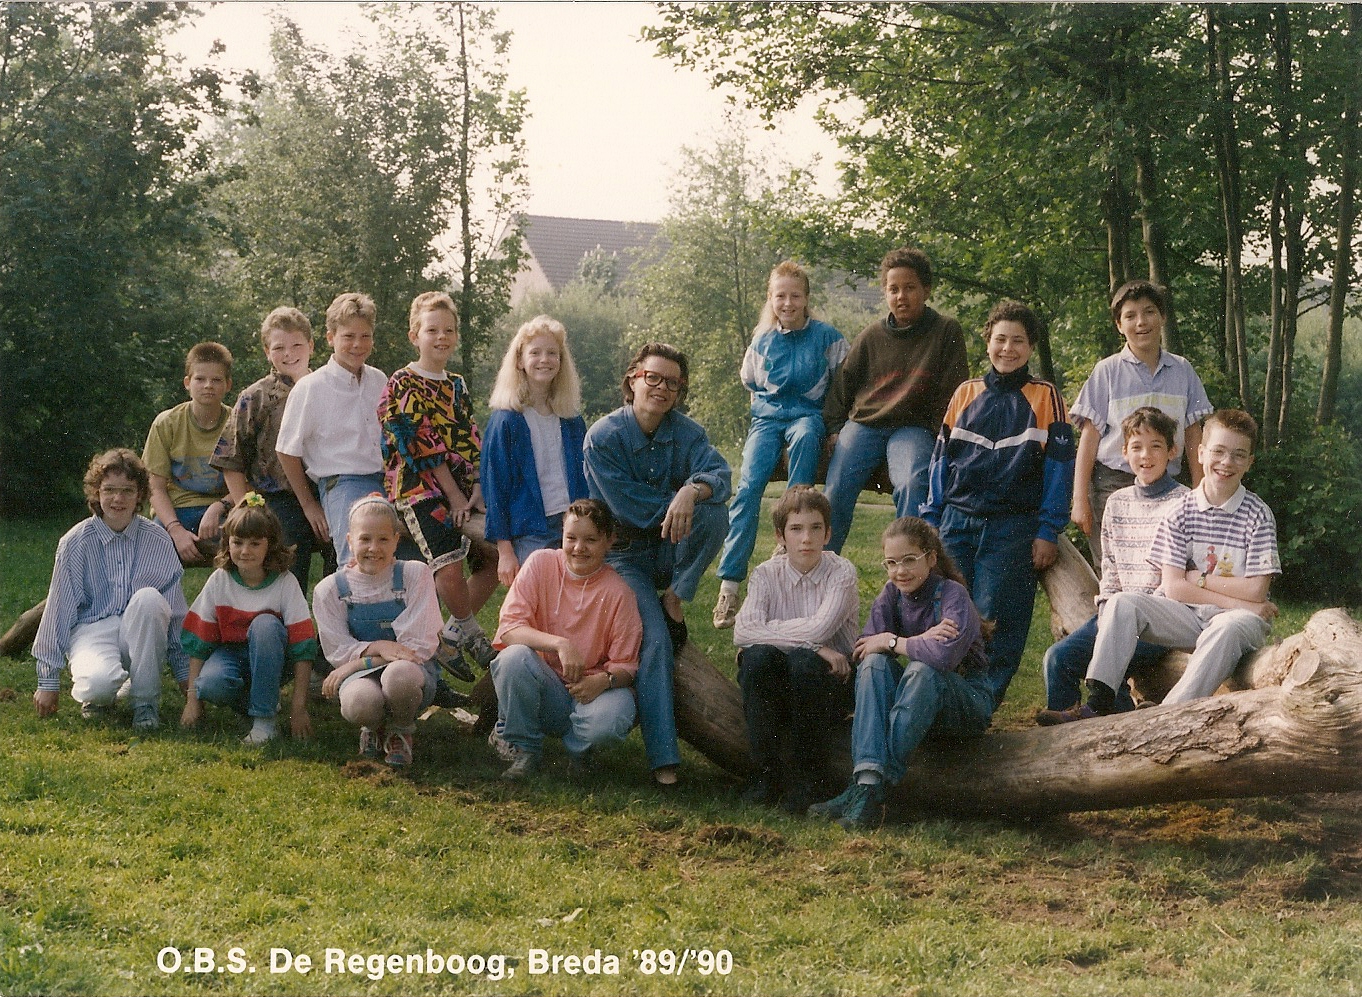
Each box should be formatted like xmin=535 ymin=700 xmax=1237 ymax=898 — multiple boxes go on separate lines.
xmin=33 ymin=515 xmax=189 ymax=690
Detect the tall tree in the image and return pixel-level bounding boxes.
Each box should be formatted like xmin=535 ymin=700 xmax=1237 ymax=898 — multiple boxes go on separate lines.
xmin=0 ymin=3 xmax=230 ymax=513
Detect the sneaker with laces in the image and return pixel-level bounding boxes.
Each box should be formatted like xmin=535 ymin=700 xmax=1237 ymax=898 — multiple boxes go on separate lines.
xmin=383 ymin=728 xmax=414 ymax=767
xmin=808 ymin=779 xmax=860 ymax=819
xmin=359 ymin=726 xmax=384 ymax=760
xmin=500 ymin=747 xmax=540 ymax=781
xmin=131 ymin=703 xmax=160 ymax=731
xmin=1034 ymin=702 xmax=1099 ymax=726
xmin=837 ymin=781 xmax=885 ymax=830
xmin=463 ymin=631 xmax=498 ymax=672
xmin=712 ymin=591 xmax=740 ymax=629
xmin=80 ymin=701 xmax=108 ymax=720
xmin=434 ymin=636 xmax=476 ymax=683
xmin=487 ymin=719 xmax=516 ymax=761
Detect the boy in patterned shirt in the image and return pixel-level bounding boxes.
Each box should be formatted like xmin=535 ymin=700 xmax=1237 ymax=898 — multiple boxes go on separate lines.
xmin=1057 ymin=408 xmax=1279 ymax=717
xmin=379 ymin=292 xmax=500 ymax=674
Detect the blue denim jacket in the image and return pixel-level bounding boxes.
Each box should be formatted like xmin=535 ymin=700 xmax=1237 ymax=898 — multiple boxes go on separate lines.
xmin=583 ymin=406 xmax=732 ymax=532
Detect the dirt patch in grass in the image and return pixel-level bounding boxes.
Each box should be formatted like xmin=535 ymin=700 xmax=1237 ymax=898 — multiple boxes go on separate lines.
xmin=340 ymin=759 xmax=398 ymax=784
xmin=0 ymin=687 xmax=16 ymax=702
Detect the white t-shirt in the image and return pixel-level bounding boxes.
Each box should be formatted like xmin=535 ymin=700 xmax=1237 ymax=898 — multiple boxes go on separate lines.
xmin=524 ymin=408 xmax=570 ymax=517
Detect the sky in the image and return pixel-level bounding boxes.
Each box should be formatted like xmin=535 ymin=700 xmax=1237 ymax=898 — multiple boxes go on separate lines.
xmin=171 ymin=1 xmax=844 ymax=223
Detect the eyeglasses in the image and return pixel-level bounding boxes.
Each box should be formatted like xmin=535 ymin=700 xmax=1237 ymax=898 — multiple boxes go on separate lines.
xmin=98 ymin=486 xmax=138 ymax=498
xmin=882 ymin=553 xmax=929 ymax=571
xmin=1204 ymin=446 xmax=1252 ymax=465
xmin=633 ymin=370 xmax=685 ymax=393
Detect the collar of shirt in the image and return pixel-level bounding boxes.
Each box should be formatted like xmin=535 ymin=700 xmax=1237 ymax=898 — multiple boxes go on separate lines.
xmin=324 ymin=356 xmax=375 ymax=386
xmin=896 ymin=571 xmax=943 ymax=611
xmin=1133 ymin=473 xmax=1180 ymax=500
xmin=984 ymin=365 xmax=1032 ymax=392
xmin=885 ymin=306 xmax=937 ymax=337
xmin=624 ymin=408 xmax=676 ymax=449
xmin=1194 ymin=482 xmax=1247 ymax=513
xmin=776 ymin=552 xmax=835 ymax=587
xmin=1118 ymin=344 xmax=1172 ymax=373
xmin=94 ymin=515 xmax=136 ymax=546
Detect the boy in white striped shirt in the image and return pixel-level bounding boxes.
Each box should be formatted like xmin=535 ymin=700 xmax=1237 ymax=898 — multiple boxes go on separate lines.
xmin=733 ymin=486 xmax=859 ymax=812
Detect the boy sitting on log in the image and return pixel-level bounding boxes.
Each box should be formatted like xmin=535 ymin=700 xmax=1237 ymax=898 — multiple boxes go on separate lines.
xmin=1041 ymin=408 xmax=1279 ymax=719
xmin=1036 ymin=407 xmax=1188 ymax=722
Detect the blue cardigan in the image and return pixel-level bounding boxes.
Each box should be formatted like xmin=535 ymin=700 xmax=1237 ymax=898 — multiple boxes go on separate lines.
xmin=480 ymin=408 xmax=588 ymax=543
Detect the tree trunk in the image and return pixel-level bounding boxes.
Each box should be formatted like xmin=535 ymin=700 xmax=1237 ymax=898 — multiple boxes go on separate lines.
xmin=455 ymin=1 xmax=476 ymax=376
xmin=1102 ymin=166 xmax=1133 ymax=294
xmin=891 ymin=610 xmax=1362 ymax=817
xmin=1317 ymin=2 xmax=1361 ymax=426
xmin=0 ymin=599 xmax=45 ymax=657
xmin=1208 ymin=6 xmax=1250 ymax=407
xmin=1133 ymin=144 xmax=1180 ymax=355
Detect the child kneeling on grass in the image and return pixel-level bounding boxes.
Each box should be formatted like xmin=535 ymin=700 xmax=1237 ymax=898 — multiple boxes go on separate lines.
xmin=810 ymin=517 xmax=992 ymax=830
xmin=179 ymin=494 xmax=319 ymax=744
xmin=489 ymin=498 xmax=641 ymax=782
xmin=313 ymin=496 xmax=443 ymax=768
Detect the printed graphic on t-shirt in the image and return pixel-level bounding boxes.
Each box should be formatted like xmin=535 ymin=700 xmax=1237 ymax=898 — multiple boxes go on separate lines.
xmin=1193 ymin=542 xmax=1243 ymax=578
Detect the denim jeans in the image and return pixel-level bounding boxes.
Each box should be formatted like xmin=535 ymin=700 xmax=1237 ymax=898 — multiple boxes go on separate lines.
xmin=1042 ymin=613 xmax=1168 ymax=711
xmin=737 ymin=644 xmax=853 ymax=775
xmin=491 ymin=644 xmax=636 ymax=757
xmin=938 ymin=506 xmax=1037 ymax=708
xmin=824 ymin=421 xmax=935 ymax=553
xmin=317 ymin=472 xmax=384 ymax=565
xmin=850 ymin=653 xmax=993 ymax=785
xmin=194 ymin=615 xmax=288 ymax=719
xmin=605 ymin=501 xmax=728 ymax=769
xmin=717 ymin=414 xmax=823 ymax=582
xmin=511 ymin=513 xmax=564 ymax=566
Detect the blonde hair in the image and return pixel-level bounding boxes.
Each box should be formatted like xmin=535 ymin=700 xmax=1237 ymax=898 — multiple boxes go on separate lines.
xmin=325 ymin=293 xmax=376 ymax=335
xmin=408 ymin=291 xmax=458 ymax=339
xmin=259 ymin=306 xmax=312 ymax=350
xmin=754 ymin=260 xmax=812 ymax=334
xmin=488 ymin=315 xmax=582 ymax=417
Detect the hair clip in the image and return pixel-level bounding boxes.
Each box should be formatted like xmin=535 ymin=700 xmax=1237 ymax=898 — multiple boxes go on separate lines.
xmin=243 ymin=492 xmax=266 ymax=508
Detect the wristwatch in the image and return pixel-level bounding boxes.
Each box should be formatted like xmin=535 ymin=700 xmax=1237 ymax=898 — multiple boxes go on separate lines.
xmin=1197 ymin=571 xmax=1208 ymax=588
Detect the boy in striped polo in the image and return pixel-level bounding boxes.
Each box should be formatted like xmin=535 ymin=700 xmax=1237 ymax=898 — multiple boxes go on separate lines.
xmin=1065 ymin=409 xmax=1279 ymax=717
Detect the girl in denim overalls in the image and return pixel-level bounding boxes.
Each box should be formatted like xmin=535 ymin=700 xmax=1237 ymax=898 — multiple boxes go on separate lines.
xmin=314 ymin=496 xmax=443 ymax=766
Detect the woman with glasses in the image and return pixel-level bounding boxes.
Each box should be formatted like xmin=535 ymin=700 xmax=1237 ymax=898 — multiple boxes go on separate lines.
xmin=583 ymin=342 xmax=732 ymax=786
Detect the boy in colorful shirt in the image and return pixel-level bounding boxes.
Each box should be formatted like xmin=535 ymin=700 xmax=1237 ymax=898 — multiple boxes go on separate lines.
xmin=1070 ymin=280 xmax=1212 ymax=570
xmin=379 ymin=291 xmax=500 ymax=674
xmin=211 ymin=306 xmax=328 ymax=593
xmin=1057 ymin=409 xmax=1279 ymax=717
xmin=922 ymin=299 xmax=1075 ymax=707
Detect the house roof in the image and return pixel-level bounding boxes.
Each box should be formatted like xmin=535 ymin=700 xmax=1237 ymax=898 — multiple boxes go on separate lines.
xmin=520 ymin=214 xmax=661 ymax=291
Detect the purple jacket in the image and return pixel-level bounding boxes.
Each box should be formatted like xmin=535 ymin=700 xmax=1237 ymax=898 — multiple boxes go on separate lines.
xmin=863 ymin=573 xmax=986 ymax=673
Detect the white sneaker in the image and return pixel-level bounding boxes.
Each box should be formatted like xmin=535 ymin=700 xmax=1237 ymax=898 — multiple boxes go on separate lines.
xmin=487 ymin=719 xmax=515 ymax=761
xmin=712 ymin=591 xmax=740 ymax=629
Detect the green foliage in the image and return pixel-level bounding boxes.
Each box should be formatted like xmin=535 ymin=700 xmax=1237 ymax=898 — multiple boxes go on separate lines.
xmin=0 ymin=3 xmax=235 ymax=514
xmin=1252 ymin=424 xmax=1362 ymax=604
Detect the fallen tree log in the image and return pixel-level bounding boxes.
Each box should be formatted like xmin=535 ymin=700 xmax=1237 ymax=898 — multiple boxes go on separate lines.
xmin=0 ymin=600 xmax=45 ymax=658
xmin=894 ymin=609 xmax=1362 ymax=816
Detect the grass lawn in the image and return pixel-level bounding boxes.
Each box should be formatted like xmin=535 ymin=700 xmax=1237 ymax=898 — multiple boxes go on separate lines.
xmin=2 ymin=505 xmax=1361 ymax=996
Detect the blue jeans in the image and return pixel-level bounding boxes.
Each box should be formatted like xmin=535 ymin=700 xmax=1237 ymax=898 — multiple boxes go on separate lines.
xmin=824 ymin=422 xmax=935 ymax=553
xmin=605 ymin=501 xmax=728 ymax=769
xmin=850 ymin=654 xmax=993 ymax=785
xmin=938 ymin=506 xmax=1036 ymax=708
xmin=194 ymin=615 xmax=288 ymax=719
xmin=1043 ymin=614 xmax=1168 ymax=711
xmin=317 ymin=472 xmax=384 ymax=565
xmin=491 ymin=645 xmax=636 ymax=757
xmin=511 ymin=513 xmax=564 ymax=566
xmin=717 ymin=414 xmax=823 ymax=582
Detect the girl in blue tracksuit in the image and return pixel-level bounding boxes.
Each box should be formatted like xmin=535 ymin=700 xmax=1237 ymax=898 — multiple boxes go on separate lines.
xmin=712 ymin=261 xmax=849 ymax=629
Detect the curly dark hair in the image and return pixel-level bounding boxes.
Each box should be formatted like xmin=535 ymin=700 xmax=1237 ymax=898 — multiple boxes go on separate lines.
xmin=621 ymin=342 xmax=689 ymax=408
xmin=984 ymin=299 xmax=1040 ymax=345
xmin=878 ymin=247 xmax=933 ymax=289
xmin=83 ymin=449 xmax=150 ymax=518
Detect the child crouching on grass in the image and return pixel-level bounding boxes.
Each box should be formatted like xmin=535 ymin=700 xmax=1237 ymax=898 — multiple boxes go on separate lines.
xmin=810 ymin=517 xmax=992 ymax=830
xmin=313 ymin=496 xmax=443 ymax=768
xmin=180 ymin=494 xmax=319 ymax=743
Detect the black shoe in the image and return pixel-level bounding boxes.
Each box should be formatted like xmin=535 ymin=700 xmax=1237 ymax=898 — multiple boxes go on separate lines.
xmin=741 ymin=769 xmax=780 ymax=806
xmin=664 ymin=612 xmax=688 ymax=651
xmin=780 ymin=779 xmax=818 ymax=815
xmin=431 ymin=678 xmax=471 ymax=709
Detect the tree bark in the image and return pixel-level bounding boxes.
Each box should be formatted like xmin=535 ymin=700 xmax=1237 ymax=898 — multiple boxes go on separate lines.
xmin=1317 ymin=2 xmax=1361 ymax=426
xmin=0 ymin=599 xmax=45 ymax=657
xmin=1133 ymin=144 xmax=1180 ymax=355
